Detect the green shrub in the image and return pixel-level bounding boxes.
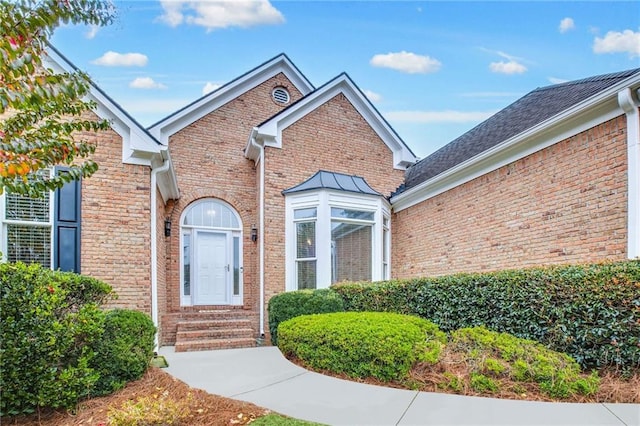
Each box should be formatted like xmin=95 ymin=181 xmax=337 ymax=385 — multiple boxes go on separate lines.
xmin=268 ymin=288 xmax=344 ymax=345
xmin=90 ymin=309 xmax=156 ymax=396
xmin=0 ymin=262 xmax=112 ymax=415
xmin=332 ymin=260 xmax=640 ymax=370
xmin=470 ymin=373 xmax=499 ymax=393
xmin=450 ymin=327 xmax=599 ymax=398
xmin=278 ymin=311 xmax=446 ymax=381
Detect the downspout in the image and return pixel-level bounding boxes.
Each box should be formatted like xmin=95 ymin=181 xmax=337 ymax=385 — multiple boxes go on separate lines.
xmin=258 ymin=143 xmax=266 ymax=337
xmin=247 ymin=132 xmax=266 ymax=337
xmin=618 ymin=88 xmax=640 ymax=259
xmin=150 ymin=153 xmax=171 ymax=349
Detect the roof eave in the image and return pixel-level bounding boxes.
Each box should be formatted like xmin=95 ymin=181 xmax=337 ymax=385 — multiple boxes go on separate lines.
xmin=255 ymin=74 xmax=417 ymax=170
xmin=392 ymin=74 xmax=640 ymax=211
xmin=149 ymin=54 xmax=314 ymax=143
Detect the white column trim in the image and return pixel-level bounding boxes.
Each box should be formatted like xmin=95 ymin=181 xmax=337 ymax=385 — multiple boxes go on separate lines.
xmin=618 ymin=88 xmax=640 ymax=259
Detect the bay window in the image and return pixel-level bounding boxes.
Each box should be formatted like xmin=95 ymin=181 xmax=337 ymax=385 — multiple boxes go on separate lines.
xmin=284 ymin=172 xmax=390 ymax=291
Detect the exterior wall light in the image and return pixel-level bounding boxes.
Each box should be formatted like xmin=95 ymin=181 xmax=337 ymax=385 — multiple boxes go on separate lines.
xmin=251 ymin=225 xmax=258 ymax=242
xmin=164 ymin=219 xmax=172 ymax=237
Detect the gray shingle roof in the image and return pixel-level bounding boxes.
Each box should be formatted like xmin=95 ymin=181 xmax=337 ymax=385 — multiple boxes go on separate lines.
xmin=399 ymin=68 xmax=640 ymax=194
xmin=282 ymin=170 xmax=381 ymax=196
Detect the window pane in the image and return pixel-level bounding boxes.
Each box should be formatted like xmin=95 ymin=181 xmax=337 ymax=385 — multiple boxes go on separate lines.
xmin=6 ymin=224 xmax=51 ymax=267
xmin=296 ymin=221 xmax=315 ymax=258
xmin=5 ymin=192 xmax=50 ymax=223
xmin=294 ymin=208 xmax=316 ymax=219
xmin=183 ymin=234 xmax=190 ymax=296
xmin=297 ymin=260 xmax=316 ymax=289
xmin=233 ymin=236 xmax=240 ymax=296
xmin=331 ymin=208 xmax=374 ymax=221
xmin=183 ymin=200 xmax=239 ymax=228
xmin=331 ymin=221 xmax=372 ymax=283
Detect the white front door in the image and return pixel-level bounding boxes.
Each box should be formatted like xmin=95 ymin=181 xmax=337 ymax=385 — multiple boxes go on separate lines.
xmin=194 ymin=231 xmax=229 ymax=305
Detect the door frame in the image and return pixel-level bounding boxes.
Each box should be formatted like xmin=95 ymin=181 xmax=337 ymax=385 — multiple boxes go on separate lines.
xmin=179 ymin=199 xmax=244 ymax=307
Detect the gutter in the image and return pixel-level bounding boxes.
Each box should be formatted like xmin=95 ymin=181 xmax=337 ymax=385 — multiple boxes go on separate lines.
xmin=150 ymin=151 xmax=172 ymax=349
xmin=618 ymin=88 xmax=640 ymax=259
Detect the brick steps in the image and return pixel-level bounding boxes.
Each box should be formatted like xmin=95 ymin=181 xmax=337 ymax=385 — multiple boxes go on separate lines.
xmin=175 ymin=337 xmax=257 ymax=352
xmin=174 ymin=310 xmax=259 ymax=352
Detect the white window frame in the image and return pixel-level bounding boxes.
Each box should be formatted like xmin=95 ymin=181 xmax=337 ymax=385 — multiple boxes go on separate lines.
xmin=179 ymin=199 xmax=244 ymax=306
xmin=0 ymin=169 xmax=55 ymax=268
xmin=293 ymin=207 xmax=317 ymax=289
xmin=285 ymin=189 xmax=390 ymax=291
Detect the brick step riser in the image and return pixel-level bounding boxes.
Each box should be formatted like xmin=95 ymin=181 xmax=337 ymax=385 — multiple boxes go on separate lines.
xmin=177 ymin=312 xmax=259 ymax=321
xmin=175 ymin=338 xmax=257 ymax=352
xmin=177 ymin=328 xmax=255 ymax=340
xmin=176 ymin=320 xmax=254 ymax=331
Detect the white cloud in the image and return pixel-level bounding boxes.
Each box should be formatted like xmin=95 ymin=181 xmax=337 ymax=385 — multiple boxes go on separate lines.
xmin=548 ymin=77 xmax=569 ymax=84
xmin=370 ymin=51 xmax=441 ymax=74
xmin=490 ymin=61 xmax=527 ymax=74
xmin=202 ymin=82 xmax=222 ymax=95
xmin=593 ymin=29 xmax=640 ymax=57
xmin=129 ymin=77 xmax=167 ymax=90
xmin=85 ymin=25 xmax=99 ymax=39
xmin=92 ymin=51 xmax=148 ymax=67
xmin=386 ymin=110 xmax=496 ymax=123
xmin=363 ymin=89 xmax=382 ymax=103
xmin=158 ymin=0 xmax=285 ymax=31
xmin=559 ymin=17 xmax=575 ymax=33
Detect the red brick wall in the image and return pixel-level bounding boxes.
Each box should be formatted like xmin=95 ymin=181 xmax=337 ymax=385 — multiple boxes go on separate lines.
xmin=160 ymin=74 xmax=303 ymax=344
xmin=79 ymin=125 xmax=152 ymax=314
xmin=392 ymin=116 xmax=628 ymax=278
xmin=263 ymin=93 xmax=405 ymax=318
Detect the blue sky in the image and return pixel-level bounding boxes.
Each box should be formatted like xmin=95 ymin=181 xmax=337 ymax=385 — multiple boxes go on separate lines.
xmin=51 ymin=1 xmax=640 ymax=159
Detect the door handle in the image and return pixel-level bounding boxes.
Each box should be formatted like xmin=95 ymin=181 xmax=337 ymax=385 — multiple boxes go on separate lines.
xmin=225 ymin=264 xmax=230 ymax=272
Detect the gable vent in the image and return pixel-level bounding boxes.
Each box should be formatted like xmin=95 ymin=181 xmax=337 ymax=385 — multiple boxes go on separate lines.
xmin=272 ymin=87 xmax=290 ymax=105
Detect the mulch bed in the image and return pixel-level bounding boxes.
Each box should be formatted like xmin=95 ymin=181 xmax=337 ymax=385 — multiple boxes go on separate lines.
xmin=3 ymin=368 xmax=270 ymax=426
xmin=4 ymin=356 xmax=639 ymax=426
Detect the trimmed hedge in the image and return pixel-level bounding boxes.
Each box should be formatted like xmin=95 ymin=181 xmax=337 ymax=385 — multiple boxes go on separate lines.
xmin=332 ymin=260 xmax=640 ymax=370
xmin=0 ymin=263 xmax=113 ymax=415
xmin=268 ymin=288 xmax=344 ymax=345
xmin=278 ymin=312 xmax=446 ymax=381
xmin=90 ymin=309 xmax=156 ymax=397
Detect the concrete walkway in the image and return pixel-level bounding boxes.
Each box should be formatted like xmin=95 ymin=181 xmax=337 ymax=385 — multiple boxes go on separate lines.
xmin=158 ymin=346 xmax=639 ymax=426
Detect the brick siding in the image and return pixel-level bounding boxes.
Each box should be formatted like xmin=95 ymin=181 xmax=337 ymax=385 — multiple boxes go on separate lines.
xmin=263 ymin=93 xmax=405 ymax=333
xmin=392 ymin=115 xmax=629 ymax=278
xmin=78 ymin=124 xmax=153 ymax=314
xmin=160 ymin=74 xmax=304 ymax=345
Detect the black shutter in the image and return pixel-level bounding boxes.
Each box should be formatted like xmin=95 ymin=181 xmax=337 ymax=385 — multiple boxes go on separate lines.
xmin=54 ymin=168 xmax=81 ymax=272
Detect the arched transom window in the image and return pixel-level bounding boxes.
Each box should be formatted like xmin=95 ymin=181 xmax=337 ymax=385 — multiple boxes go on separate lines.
xmin=181 ymin=199 xmax=243 ymax=306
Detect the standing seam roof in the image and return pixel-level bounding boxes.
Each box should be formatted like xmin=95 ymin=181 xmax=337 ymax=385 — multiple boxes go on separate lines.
xmin=282 ymin=170 xmax=381 ymax=196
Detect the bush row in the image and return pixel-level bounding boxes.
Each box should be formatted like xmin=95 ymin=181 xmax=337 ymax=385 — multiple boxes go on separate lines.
xmin=268 ymin=288 xmax=344 ymax=345
xmin=331 ymin=260 xmax=640 ymax=370
xmin=0 ymin=262 xmax=155 ymax=416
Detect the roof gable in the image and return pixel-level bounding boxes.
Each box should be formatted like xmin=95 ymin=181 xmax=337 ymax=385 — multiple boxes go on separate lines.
xmin=45 ymin=45 xmax=179 ymax=202
xmin=148 ymin=53 xmax=314 ymax=143
xmin=401 ymin=68 xmax=640 ymax=192
xmin=45 ymin=45 xmax=164 ymax=166
xmin=245 ymin=73 xmax=416 ymax=170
